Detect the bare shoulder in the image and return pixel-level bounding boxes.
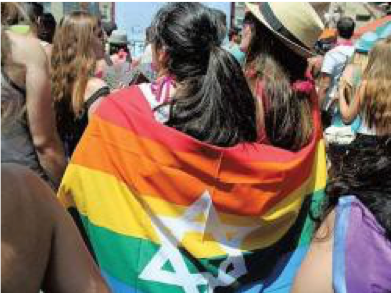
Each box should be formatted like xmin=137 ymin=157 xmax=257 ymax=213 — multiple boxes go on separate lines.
xmin=1 ymin=164 xmax=55 ymax=209
xmin=7 ymin=31 xmax=47 ymax=68
xmin=290 ymin=210 xmax=335 ymax=293
xmin=84 ymin=77 xmax=108 ymax=101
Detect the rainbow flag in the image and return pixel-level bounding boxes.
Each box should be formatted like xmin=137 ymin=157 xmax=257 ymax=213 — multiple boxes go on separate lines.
xmin=58 ymin=86 xmax=327 ymax=293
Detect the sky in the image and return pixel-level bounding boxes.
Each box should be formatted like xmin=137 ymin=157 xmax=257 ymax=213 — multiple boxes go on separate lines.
xmin=115 ymin=2 xmax=231 ymax=57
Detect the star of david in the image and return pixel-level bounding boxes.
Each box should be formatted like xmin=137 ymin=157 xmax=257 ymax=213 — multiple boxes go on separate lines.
xmin=139 ymin=190 xmax=259 ymax=293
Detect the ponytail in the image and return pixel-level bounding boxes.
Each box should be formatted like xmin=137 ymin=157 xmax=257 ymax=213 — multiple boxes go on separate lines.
xmin=153 ymin=3 xmax=258 ymax=147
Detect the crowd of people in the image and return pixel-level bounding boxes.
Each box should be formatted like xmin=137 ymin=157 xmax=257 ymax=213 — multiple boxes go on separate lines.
xmin=1 ymin=2 xmax=391 ymax=293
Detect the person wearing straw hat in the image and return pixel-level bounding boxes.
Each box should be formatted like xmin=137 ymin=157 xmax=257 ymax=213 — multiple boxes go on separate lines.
xmin=241 ymin=2 xmax=324 ymax=150
xmin=235 ymin=3 xmax=328 ymax=292
xmin=107 ymin=29 xmax=132 ymax=64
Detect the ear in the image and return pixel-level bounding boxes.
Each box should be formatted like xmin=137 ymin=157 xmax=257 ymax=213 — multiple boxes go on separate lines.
xmin=157 ymin=47 xmax=169 ymax=67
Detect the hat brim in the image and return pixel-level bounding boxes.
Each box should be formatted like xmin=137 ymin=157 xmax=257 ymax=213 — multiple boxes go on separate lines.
xmin=109 ymin=40 xmax=130 ymax=45
xmin=245 ymin=2 xmax=315 ymax=58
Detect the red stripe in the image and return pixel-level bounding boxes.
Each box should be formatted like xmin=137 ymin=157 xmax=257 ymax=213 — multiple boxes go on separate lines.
xmin=95 ymin=86 xmax=322 ymax=164
xmin=71 ymin=116 xmax=320 ymax=216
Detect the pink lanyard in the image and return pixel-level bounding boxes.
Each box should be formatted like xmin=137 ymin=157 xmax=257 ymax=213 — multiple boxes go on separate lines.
xmin=150 ymin=76 xmax=174 ymax=103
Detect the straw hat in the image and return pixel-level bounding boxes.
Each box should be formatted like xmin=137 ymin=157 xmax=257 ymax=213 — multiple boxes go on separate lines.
xmin=108 ymin=30 xmax=129 ymax=45
xmin=245 ymin=2 xmax=324 ymax=57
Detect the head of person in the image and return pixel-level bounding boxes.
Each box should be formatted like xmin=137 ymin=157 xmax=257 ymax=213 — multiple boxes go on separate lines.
xmin=228 ymin=26 xmax=241 ymax=44
xmin=108 ymin=29 xmax=130 ymax=56
xmin=324 ymin=137 xmax=391 ymax=240
xmin=1 ymin=2 xmax=30 ymax=27
xmin=240 ymin=2 xmax=324 ymax=150
xmin=37 ymin=12 xmax=56 ymax=43
xmin=51 ymin=11 xmax=104 ymax=133
xmin=19 ymin=2 xmax=43 ymax=34
xmin=336 ymin=16 xmax=355 ymax=40
xmin=361 ymin=36 xmax=391 ymax=134
xmin=150 ymin=2 xmax=257 ymax=147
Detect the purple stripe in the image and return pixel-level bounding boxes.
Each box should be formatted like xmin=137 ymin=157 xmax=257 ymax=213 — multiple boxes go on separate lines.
xmin=344 ymin=197 xmax=391 ymax=293
xmin=333 ymin=196 xmax=351 ymax=293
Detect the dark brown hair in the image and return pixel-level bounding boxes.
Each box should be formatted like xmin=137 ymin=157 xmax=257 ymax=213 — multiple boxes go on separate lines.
xmin=151 ymin=3 xmax=258 ymax=147
xmin=244 ymin=12 xmax=313 ymax=151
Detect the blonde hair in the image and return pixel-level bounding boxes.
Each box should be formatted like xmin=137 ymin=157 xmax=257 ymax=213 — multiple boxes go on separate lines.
xmin=352 ymin=51 xmax=369 ymax=75
xmin=1 ymin=2 xmax=30 ymax=27
xmin=361 ymin=37 xmax=391 ymax=134
xmin=339 ymin=51 xmax=369 ymax=105
xmin=51 ymin=11 xmax=100 ymax=136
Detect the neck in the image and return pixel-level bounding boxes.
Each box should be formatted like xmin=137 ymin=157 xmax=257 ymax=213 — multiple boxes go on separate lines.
xmin=337 ymin=37 xmax=352 ymax=45
xmin=156 ymin=68 xmax=169 ymax=79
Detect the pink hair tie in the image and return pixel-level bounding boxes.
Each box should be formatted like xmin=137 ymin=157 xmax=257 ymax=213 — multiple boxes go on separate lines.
xmin=292 ymin=79 xmax=314 ymax=95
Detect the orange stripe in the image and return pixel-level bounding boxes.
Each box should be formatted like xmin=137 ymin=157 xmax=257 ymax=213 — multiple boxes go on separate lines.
xmin=71 ymin=117 xmax=322 ymax=216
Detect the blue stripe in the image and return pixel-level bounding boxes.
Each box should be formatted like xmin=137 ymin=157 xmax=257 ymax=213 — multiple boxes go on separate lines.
xmin=333 ymin=196 xmax=354 ymax=293
xmin=239 ymin=245 xmax=309 ymax=293
xmin=101 ymin=269 xmax=141 ymax=293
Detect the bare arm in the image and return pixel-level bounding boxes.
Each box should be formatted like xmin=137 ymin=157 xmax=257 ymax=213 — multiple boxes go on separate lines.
xmin=42 ymin=179 xmax=111 ymax=293
xmin=291 ymin=210 xmax=335 ymax=293
xmin=2 ymin=164 xmax=111 ymax=293
xmin=11 ymin=34 xmax=67 ymax=187
xmin=339 ymin=79 xmax=365 ymax=124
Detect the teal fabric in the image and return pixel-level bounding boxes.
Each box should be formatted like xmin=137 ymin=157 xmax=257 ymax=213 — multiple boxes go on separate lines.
xmin=377 ymin=21 xmax=391 ymax=39
xmin=355 ymin=31 xmax=378 ymax=53
xmin=225 ymin=44 xmax=246 ymax=65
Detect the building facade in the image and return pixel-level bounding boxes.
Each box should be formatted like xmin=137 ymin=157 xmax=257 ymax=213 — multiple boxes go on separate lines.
xmin=41 ymin=2 xmax=114 ymax=23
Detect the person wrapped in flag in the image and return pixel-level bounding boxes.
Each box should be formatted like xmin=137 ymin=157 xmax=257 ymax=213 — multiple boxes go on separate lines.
xmin=58 ymin=3 xmax=327 ymax=292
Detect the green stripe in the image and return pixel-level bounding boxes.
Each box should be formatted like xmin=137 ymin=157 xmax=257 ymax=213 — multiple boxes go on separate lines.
xmin=78 ymin=190 xmax=324 ymax=292
xmin=298 ymin=189 xmax=325 ymax=246
xmin=81 ymin=215 xmax=221 ymax=292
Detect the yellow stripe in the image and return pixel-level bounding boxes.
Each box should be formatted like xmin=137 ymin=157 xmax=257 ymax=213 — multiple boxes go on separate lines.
xmin=58 ymin=143 xmax=326 ymax=258
xmin=262 ymin=140 xmax=327 ymax=220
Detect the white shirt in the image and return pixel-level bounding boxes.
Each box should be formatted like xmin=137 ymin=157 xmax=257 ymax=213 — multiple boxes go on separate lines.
xmin=138 ymin=83 xmax=170 ymax=123
xmin=321 ymin=45 xmax=355 ymax=110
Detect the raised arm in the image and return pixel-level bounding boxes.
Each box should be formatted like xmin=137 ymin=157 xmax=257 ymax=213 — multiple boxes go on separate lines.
xmin=339 ymin=77 xmax=365 ymax=124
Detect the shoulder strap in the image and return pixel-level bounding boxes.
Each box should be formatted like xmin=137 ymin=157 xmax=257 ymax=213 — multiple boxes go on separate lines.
xmin=84 ymin=86 xmax=110 ymax=112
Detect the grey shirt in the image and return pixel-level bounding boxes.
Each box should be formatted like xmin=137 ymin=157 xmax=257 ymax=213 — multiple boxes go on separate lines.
xmin=1 ymin=70 xmax=47 ymax=180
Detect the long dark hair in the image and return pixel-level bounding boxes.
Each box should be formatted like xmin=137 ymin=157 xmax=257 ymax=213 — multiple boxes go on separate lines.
xmin=244 ymin=12 xmax=313 ymax=151
xmin=151 ymin=3 xmax=257 ymax=147
xmin=319 ymin=136 xmax=391 ymax=241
